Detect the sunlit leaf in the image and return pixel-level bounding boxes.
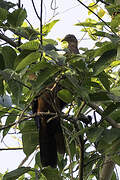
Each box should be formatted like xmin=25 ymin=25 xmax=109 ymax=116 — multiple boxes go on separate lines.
xmin=20 ymin=40 xmax=40 ymax=50
xmin=42 ymin=20 xmax=59 ymax=35
xmin=16 ymin=52 xmax=41 ymax=71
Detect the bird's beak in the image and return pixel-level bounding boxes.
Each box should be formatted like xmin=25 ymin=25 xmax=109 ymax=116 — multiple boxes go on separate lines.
xmin=61 ymin=37 xmax=66 ymax=42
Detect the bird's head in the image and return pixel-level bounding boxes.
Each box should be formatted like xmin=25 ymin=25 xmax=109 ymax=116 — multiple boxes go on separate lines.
xmin=62 ymin=34 xmax=79 ymax=54
xmin=62 ymin=34 xmax=78 ymax=44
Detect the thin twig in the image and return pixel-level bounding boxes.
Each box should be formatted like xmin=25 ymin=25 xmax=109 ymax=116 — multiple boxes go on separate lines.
xmin=76 ymin=0 xmax=118 ymax=36
xmin=0 ymin=147 xmax=23 ymax=151
xmin=31 ymin=0 xmax=41 ymax=21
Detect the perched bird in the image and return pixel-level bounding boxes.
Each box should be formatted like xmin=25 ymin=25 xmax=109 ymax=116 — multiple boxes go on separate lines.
xmin=32 ymin=34 xmax=79 ymax=168
xmin=62 ymin=34 xmax=79 ymax=54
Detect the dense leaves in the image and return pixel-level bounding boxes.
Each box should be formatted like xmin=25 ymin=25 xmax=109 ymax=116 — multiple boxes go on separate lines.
xmin=0 ymin=0 xmax=120 ymax=180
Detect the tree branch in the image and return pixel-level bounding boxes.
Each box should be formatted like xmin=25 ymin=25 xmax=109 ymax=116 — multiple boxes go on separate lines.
xmin=88 ymin=102 xmax=120 ymax=128
xmin=31 ymin=0 xmax=41 ymax=21
xmin=76 ymin=0 xmax=118 ymax=36
xmin=0 ymin=33 xmax=18 ymax=48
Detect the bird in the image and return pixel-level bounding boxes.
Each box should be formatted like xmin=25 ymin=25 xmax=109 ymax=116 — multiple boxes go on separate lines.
xmin=32 ymin=34 xmax=79 ymax=168
xmin=62 ymin=34 xmax=79 ymax=54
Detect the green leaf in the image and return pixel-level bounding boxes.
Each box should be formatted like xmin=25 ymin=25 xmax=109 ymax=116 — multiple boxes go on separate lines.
xmin=89 ymin=91 xmax=111 ymax=102
xmin=0 ymin=53 xmax=5 ymax=70
xmin=97 ymin=9 xmax=105 ymax=18
xmin=0 ymin=69 xmax=23 ymax=105
xmin=32 ymin=64 xmax=59 ymax=91
xmin=0 ymin=7 xmax=8 ymax=21
xmin=42 ymin=20 xmax=59 ymax=35
xmin=0 ymin=1 xmax=15 ymax=10
xmin=28 ymin=61 xmax=54 ymax=73
xmin=111 ymin=14 xmax=120 ymax=31
xmin=2 ymin=46 xmax=17 ymax=69
xmin=35 ymin=152 xmax=41 ymax=168
xmin=97 ymin=128 xmax=120 ymax=152
xmin=88 ymin=3 xmax=98 ymax=15
xmin=3 ymin=110 xmax=17 ymax=137
xmin=93 ymin=49 xmax=117 ymax=75
xmin=19 ymin=40 xmax=40 ymax=50
xmin=3 ymin=167 xmax=31 ymax=180
xmin=98 ymin=71 xmax=110 ymax=91
xmin=103 ymin=102 xmax=120 ymax=117
xmin=20 ymin=120 xmax=39 ymax=157
xmin=41 ymin=167 xmax=62 ymax=180
xmin=57 ymin=89 xmax=73 ymax=103
xmin=7 ymin=8 xmax=27 ymax=27
xmin=16 ymin=52 xmax=41 ymax=71
xmin=116 ymin=44 xmax=120 ymax=60
xmin=94 ymin=42 xmax=117 ymax=57
xmin=86 ymin=127 xmax=104 ymax=143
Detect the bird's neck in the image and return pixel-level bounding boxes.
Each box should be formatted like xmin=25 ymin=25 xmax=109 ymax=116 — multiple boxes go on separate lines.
xmin=68 ymin=42 xmax=79 ymax=54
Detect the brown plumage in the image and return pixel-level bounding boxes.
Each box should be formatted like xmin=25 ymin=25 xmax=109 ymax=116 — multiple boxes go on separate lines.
xmin=32 ymin=34 xmax=79 ymax=168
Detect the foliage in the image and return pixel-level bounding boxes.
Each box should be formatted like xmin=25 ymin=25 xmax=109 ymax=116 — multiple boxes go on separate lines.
xmin=0 ymin=0 xmax=120 ymax=179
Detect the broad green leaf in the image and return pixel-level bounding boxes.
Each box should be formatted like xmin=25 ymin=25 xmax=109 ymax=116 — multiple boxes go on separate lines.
xmin=110 ymin=109 xmax=120 ymax=123
xmin=93 ymin=49 xmax=117 ymax=75
xmin=7 ymin=8 xmax=27 ymax=27
xmin=8 ymin=79 xmax=22 ymax=105
xmin=0 ymin=1 xmax=15 ymax=10
xmin=28 ymin=61 xmax=55 ymax=73
xmin=42 ymin=167 xmax=62 ymax=180
xmin=69 ymin=55 xmax=86 ymax=71
xmin=97 ymin=128 xmax=120 ymax=152
xmin=86 ymin=127 xmax=104 ymax=143
xmin=111 ymin=14 xmax=120 ymax=31
xmin=89 ymin=91 xmax=112 ymax=102
xmin=111 ymin=86 xmax=120 ymax=96
xmin=20 ymin=120 xmax=39 ymax=157
xmin=94 ymin=42 xmax=117 ymax=57
xmin=98 ymin=71 xmax=110 ymax=91
xmin=3 ymin=167 xmax=31 ymax=180
xmin=42 ymin=20 xmax=59 ymax=35
xmin=2 ymin=46 xmax=17 ymax=69
xmin=14 ymin=50 xmax=32 ymax=68
xmin=0 ymin=69 xmax=22 ymax=105
xmin=57 ymin=89 xmax=73 ymax=103
xmin=103 ymin=102 xmax=120 ymax=117
xmin=3 ymin=110 xmax=17 ymax=138
xmin=20 ymin=40 xmax=40 ymax=50
xmin=0 ymin=7 xmax=8 ymax=21
xmin=16 ymin=52 xmax=41 ymax=71
xmin=32 ymin=65 xmax=59 ymax=92
xmin=112 ymin=154 xmax=120 ymax=166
